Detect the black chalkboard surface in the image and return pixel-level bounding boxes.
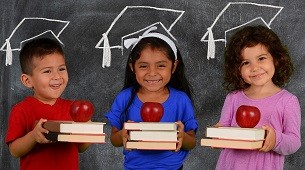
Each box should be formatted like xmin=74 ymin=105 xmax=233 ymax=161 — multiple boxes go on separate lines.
xmin=1 ymin=0 xmax=304 ymax=169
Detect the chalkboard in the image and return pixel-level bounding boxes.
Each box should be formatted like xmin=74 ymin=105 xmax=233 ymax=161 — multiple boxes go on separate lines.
xmin=1 ymin=0 xmax=304 ymax=169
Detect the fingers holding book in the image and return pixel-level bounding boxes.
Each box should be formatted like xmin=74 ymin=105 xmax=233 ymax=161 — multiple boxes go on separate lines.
xmin=32 ymin=118 xmax=51 ymax=144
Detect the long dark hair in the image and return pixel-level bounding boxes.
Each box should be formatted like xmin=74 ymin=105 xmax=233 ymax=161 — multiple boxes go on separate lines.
xmin=121 ymin=37 xmax=192 ymax=121
xmin=223 ymin=25 xmax=293 ymax=92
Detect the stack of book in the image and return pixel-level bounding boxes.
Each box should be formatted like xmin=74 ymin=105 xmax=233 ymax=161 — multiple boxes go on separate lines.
xmin=201 ymin=127 xmax=265 ymax=150
xmin=124 ymin=122 xmax=178 ymax=150
xmin=42 ymin=121 xmax=106 ymax=143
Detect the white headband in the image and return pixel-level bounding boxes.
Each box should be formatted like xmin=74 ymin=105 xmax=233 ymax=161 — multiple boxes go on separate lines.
xmin=124 ymin=26 xmax=178 ymax=60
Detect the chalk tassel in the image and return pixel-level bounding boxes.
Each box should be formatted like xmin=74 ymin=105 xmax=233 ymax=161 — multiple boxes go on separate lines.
xmin=207 ymin=27 xmax=215 ymax=60
xmin=102 ymin=33 xmax=111 ymax=68
xmin=5 ymin=39 xmax=13 ymax=66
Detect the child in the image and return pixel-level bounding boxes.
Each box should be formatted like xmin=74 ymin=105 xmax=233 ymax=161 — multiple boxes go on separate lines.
xmin=105 ymin=27 xmax=198 ymax=170
xmin=5 ymin=38 xmax=90 ymax=170
xmin=215 ymin=25 xmax=301 ymax=170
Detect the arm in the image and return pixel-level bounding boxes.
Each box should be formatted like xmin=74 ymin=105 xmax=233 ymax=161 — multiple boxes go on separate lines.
xmin=272 ymin=96 xmax=301 ymax=155
xmin=181 ymin=130 xmax=196 ymax=150
xmin=259 ymin=125 xmax=276 ymax=152
xmin=110 ymin=126 xmax=128 ymax=147
xmin=8 ymin=119 xmax=50 ymax=157
xmin=78 ymin=143 xmax=91 ymax=153
xmin=176 ymin=121 xmax=196 ymax=151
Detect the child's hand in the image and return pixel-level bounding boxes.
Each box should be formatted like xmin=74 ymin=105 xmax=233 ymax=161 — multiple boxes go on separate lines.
xmin=213 ymin=123 xmax=222 ymax=127
xmin=122 ymin=120 xmax=132 ymax=148
xmin=208 ymin=123 xmax=222 ymax=149
xmin=31 ymin=118 xmax=50 ymax=144
xmin=259 ymin=125 xmax=276 ymax=152
xmin=175 ymin=121 xmax=184 ymax=152
xmin=121 ymin=128 xmax=129 ymax=148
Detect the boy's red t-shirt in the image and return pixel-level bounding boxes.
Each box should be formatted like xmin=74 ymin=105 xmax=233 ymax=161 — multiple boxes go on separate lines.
xmin=6 ymin=97 xmax=79 ymax=170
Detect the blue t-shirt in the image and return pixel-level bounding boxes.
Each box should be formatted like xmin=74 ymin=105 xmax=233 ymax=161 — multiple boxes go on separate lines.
xmin=105 ymin=87 xmax=198 ymax=170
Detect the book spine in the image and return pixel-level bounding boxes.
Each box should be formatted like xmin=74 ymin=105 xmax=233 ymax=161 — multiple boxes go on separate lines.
xmin=42 ymin=122 xmax=61 ymax=132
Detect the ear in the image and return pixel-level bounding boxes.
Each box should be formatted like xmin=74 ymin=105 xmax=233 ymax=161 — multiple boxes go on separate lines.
xmin=172 ymin=60 xmax=179 ymax=74
xmin=129 ymin=63 xmax=134 ymax=72
xmin=273 ymin=59 xmax=279 ymax=67
xmin=20 ymin=74 xmax=33 ymax=88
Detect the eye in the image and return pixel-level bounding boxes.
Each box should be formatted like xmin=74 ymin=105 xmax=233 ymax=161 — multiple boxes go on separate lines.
xmin=258 ymin=56 xmax=266 ymax=61
xmin=139 ymin=64 xmax=148 ymax=69
xmin=240 ymin=61 xmax=249 ymax=66
xmin=43 ymin=70 xmax=51 ymax=74
xmin=59 ymin=67 xmax=67 ymax=71
xmin=157 ymin=64 xmax=166 ymax=68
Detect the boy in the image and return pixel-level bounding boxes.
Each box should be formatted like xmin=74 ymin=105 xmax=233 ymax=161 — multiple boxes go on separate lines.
xmin=5 ymin=38 xmax=90 ymax=170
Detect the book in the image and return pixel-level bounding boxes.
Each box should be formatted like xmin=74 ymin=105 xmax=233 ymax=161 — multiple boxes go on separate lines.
xmin=205 ymin=127 xmax=265 ymax=141
xmin=200 ymin=138 xmax=264 ymax=150
xmin=42 ymin=121 xmax=105 ymax=134
xmin=124 ymin=122 xmax=177 ymax=131
xmin=129 ymin=130 xmax=177 ymax=142
xmin=126 ymin=141 xmax=177 ymax=150
xmin=45 ymin=132 xmax=105 ymax=143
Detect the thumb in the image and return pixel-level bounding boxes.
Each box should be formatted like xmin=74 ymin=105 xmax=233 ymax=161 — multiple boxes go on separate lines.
xmin=262 ymin=125 xmax=269 ymax=129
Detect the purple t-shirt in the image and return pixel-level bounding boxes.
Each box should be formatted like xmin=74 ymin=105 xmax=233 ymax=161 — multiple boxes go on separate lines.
xmin=216 ymin=89 xmax=301 ymax=170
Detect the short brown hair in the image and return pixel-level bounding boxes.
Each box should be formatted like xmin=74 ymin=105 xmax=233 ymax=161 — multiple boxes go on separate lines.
xmin=19 ymin=38 xmax=65 ymax=75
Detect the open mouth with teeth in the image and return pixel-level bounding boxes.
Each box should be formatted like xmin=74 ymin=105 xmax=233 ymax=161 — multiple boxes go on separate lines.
xmin=146 ymin=79 xmax=161 ymax=85
xmin=50 ymin=83 xmax=62 ymax=89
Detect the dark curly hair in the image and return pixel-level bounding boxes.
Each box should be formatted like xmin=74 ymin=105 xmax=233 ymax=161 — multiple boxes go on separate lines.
xmin=223 ymin=25 xmax=293 ymax=92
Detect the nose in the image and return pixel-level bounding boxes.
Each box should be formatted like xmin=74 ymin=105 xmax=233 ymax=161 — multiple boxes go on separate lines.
xmin=250 ymin=63 xmax=260 ymax=72
xmin=52 ymin=70 xmax=61 ymax=80
xmin=148 ymin=66 xmax=157 ymax=76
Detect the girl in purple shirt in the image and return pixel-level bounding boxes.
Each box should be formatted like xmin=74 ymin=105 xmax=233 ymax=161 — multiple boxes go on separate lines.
xmin=215 ymin=25 xmax=301 ymax=170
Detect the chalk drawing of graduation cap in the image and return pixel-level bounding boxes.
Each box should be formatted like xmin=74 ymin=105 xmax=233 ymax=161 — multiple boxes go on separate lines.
xmin=95 ymin=6 xmax=184 ymax=68
xmin=201 ymin=2 xmax=283 ymax=60
xmin=1 ymin=17 xmax=70 ymax=66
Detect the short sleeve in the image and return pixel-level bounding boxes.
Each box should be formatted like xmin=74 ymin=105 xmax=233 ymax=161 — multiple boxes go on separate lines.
xmin=105 ymin=89 xmax=132 ymax=130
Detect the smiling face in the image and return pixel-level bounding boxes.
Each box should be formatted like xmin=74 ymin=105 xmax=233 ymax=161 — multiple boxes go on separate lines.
xmin=240 ymin=43 xmax=275 ymax=89
xmin=131 ymin=46 xmax=177 ymax=94
xmin=21 ymin=52 xmax=68 ymax=105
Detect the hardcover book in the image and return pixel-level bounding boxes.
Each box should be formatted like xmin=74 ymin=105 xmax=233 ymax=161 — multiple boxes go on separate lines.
xmin=129 ymin=130 xmax=177 ymax=142
xmin=42 ymin=121 xmax=105 ymax=134
xmin=200 ymin=138 xmax=264 ymax=150
xmin=205 ymin=127 xmax=265 ymax=141
xmin=45 ymin=132 xmax=105 ymax=143
xmin=124 ymin=122 xmax=177 ymax=131
xmin=126 ymin=141 xmax=177 ymax=150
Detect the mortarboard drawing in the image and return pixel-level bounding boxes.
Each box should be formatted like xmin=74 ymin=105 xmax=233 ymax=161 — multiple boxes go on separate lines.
xmin=95 ymin=6 xmax=184 ymax=68
xmin=201 ymin=2 xmax=283 ymax=60
xmin=1 ymin=17 xmax=70 ymax=66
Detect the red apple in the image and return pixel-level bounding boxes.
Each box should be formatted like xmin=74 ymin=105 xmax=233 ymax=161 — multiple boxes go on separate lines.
xmin=70 ymin=100 xmax=94 ymax=122
xmin=140 ymin=102 xmax=164 ymax=122
xmin=236 ymin=105 xmax=261 ymax=128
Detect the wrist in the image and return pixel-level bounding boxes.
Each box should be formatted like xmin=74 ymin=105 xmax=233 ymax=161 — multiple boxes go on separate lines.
xmin=28 ymin=130 xmax=37 ymax=144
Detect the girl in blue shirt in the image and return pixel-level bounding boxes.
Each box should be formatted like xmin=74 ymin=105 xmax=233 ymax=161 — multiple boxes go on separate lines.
xmin=105 ymin=26 xmax=198 ymax=170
